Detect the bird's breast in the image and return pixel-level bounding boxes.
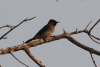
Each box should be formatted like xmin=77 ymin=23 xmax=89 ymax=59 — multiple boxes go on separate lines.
xmin=41 ymin=25 xmax=55 ymax=39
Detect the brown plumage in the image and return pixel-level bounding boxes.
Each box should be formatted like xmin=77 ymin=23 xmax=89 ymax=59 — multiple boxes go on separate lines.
xmin=25 ymin=19 xmax=59 ymax=43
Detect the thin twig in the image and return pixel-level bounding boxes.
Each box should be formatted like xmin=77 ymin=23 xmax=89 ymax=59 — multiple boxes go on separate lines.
xmin=0 ymin=25 xmax=15 ymax=29
xmin=90 ymin=52 xmax=97 ymax=67
xmin=11 ymin=53 xmax=29 ymax=67
xmin=90 ymin=34 xmax=100 ymax=41
xmin=85 ymin=21 xmax=92 ymax=30
xmin=87 ymin=19 xmax=100 ymax=44
xmin=0 ymin=25 xmax=8 ymax=29
xmin=2 ymin=37 xmax=7 ymax=39
xmin=89 ymin=35 xmax=100 ymax=44
xmin=0 ymin=16 xmax=36 ymax=40
xmin=25 ymin=17 xmax=36 ymax=21
xmin=89 ymin=19 xmax=100 ymax=34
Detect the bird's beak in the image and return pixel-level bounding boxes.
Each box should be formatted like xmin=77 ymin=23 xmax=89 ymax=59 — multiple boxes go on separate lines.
xmin=57 ymin=21 xmax=59 ymax=23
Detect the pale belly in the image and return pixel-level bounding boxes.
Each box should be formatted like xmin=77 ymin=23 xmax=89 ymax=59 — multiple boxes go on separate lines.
xmin=41 ymin=31 xmax=53 ymax=40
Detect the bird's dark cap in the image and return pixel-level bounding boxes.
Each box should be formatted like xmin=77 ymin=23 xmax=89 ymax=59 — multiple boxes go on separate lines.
xmin=48 ymin=19 xmax=59 ymax=26
xmin=49 ymin=19 xmax=59 ymax=23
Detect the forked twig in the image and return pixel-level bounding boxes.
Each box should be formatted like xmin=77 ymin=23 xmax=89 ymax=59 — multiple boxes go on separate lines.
xmin=87 ymin=19 xmax=100 ymax=44
xmin=0 ymin=16 xmax=36 ymax=40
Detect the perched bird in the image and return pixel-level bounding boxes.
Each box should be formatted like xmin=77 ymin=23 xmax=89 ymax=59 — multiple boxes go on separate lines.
xmin=25 ymin=19 xmax=59 ymax=43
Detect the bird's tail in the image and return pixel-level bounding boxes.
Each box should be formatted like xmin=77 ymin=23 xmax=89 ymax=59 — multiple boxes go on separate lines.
xmin=25 ymin=37 xmax=34 ymax=43
xmin=25 ymin=35 xmax=41 ymax=43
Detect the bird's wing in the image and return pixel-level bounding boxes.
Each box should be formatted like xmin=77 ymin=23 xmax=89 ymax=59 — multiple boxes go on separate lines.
xmin=25 ymin=24 xmax=49 ymax=43
xmin=33 ymin=24 xmax=50 ymax=39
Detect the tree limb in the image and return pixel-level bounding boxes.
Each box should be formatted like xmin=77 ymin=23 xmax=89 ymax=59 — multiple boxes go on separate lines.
xmin=1 ymin=19 xmax=100 ymax=67
xmin=0 ymin=16 xmax=36 ymax=40
xmin=0 ymin=29 xmax=100 ymax=56
xmin=24 ymin=47 xmax=45 ymax=67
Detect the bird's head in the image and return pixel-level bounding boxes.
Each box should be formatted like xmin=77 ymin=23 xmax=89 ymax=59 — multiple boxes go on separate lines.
xmin=48 ymin=19 xmax=59 ymax=26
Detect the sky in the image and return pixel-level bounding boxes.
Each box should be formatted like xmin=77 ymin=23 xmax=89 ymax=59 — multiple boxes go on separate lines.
xmin=0 ymin=0 xmax=100 ymax=67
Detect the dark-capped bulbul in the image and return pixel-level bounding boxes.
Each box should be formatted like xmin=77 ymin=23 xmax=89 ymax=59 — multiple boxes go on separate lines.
xmin=25 ymin=19 xmax=59 ymax=43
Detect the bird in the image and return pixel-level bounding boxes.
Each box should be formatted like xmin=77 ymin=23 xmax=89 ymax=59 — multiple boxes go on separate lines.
xmin=25 ymin=19 xmax=59 ymax=43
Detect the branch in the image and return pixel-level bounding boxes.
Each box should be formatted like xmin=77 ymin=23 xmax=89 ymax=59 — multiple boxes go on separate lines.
xmin=89 ymin=19 xmax=100 ymax=34
xmin=1 ymin=19 xmax=100 ymax=67
xmin=63 ymin=29 xmax=100 ymax=55
xmin=1 ymin=29 xmax=100 ymax=56
xmin=24 ymin=47 xmax=45 ymax=67
xmin=90 ymin=34 xmax=100 ymax=41
xmin=0 ymin=25 xmax=15 ymax=29
xmin=89 ymin=35 xmax=100 ymax=44
xmin=87 ymin=19 xmax=100 ymax=44
xmin=90 ymin=52 xmax=97 ymax=67
xmin=0 ymin=16 xmax=36 ymax=40
xmin=85 ymin=20 xmax=92 ymax=30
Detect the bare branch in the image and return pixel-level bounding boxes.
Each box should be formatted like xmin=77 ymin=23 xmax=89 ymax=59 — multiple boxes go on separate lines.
xmin=11 ymin=53 xmax=29 ymax=67
xmin=25 ymin=16 xmax=36 ymax=21
xmin=89 ymin=35 xmax=100 ymax=44
xmin=1 ymin=30 xmax=100 ymax=56
xmin=0 ymin=16 xmax=36 ymax=40
xmin=65 ymin=35 xmax=100 ymax=55
xmin=90 ymin=34 xmax=100 ymax=41
xmin=89 ymin=19 xmax=100 ymax=34
xmin=0 ymin=25 xmax=15 ymax=29
xmin=90 ymin=52 xmax=97 ymax=67
xmin=24 ymin=48 xmax=45 ymax=67
xmin=86 ymin=19 xmax=100 ymax=44
xmin=0 ymin=25 xmax=8 ymax=29
xmin=1 ymin=19 xmax=100 ymax=67
xmin=85 ymin=21 xmax=92 ymax=30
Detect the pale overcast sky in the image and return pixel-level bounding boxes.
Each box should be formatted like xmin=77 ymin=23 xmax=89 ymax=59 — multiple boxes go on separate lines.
xmin=0 ymin=0 xmax=100 ymax=67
